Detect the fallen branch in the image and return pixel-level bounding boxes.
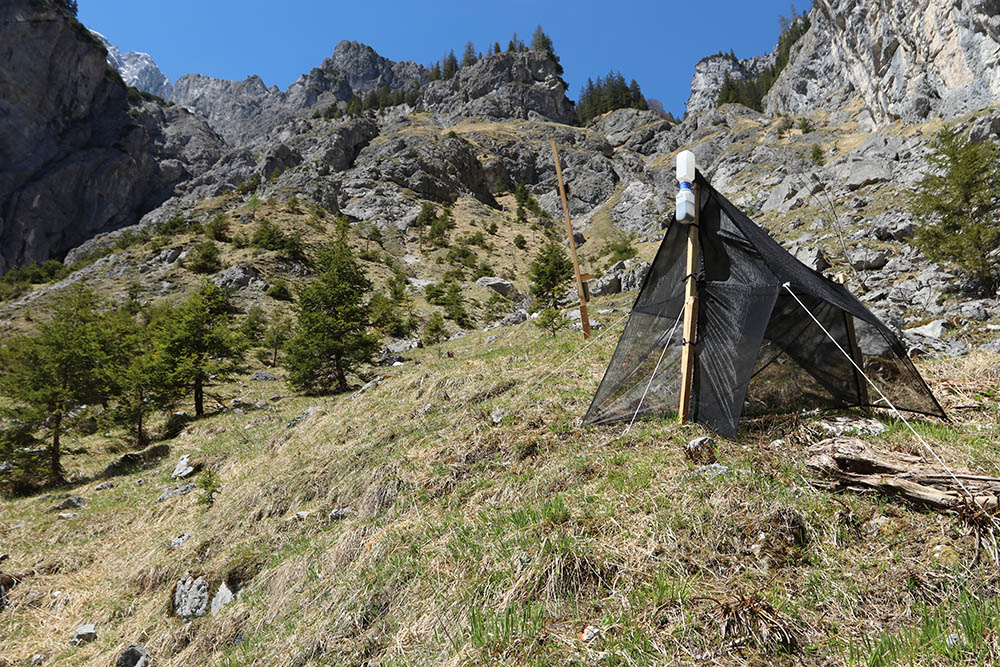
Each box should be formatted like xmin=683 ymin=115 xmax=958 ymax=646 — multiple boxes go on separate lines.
xmin=806 ymin=437 xmax=1000 ymax=511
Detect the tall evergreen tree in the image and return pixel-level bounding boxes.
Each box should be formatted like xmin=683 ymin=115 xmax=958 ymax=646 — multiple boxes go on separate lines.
xmin=530 ymin=26 xmax=562 ymax=73
xmin=0 ymin=286 xmax=106 ymax=483
xmin=530 ymin=26 xmax=554 ymax=54
xmin=442 ymin=50 xmax=459 ymax=80
xmin=529 ymin=242 xmax=574 ymax=308
xmin=100 ymin=310 xmax=173 ymax=447
xmin=285 ymin=220 xmax=379 ymax=393
xmin=909 ymin=127 xmax=1000 ymax=292
xmin=157 ymin=282 xmax=247 ymax=417
xmin=461 ymin=41 xmax=477 ymax=67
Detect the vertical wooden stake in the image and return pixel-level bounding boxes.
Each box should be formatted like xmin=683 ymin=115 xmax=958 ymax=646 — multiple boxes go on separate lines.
xmin=551 ymin=140 xmax=590 ymax=339
xmin=678 ymin=185 xmax=700 ymax=423
xmin=836 ymin=273 xmax=869 ymax=407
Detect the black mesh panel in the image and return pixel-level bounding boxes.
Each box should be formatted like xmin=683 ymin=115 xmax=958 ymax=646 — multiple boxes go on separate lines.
xmin=584 ymin=172 xmax=946 ymax=435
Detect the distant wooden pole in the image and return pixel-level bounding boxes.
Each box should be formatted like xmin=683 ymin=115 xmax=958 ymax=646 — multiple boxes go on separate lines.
xmin=837 ymin=273 xmax=869 ymax=407
xmin=678 ymin=184 xmax=700 ymax=423
xmin=551 ymin=139 xmax=590 ymax=339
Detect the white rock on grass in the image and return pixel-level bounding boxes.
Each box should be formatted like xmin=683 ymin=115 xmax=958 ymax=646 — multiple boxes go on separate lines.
xmin=210 ymin=581 xmax=234 ymax=615
xmin=72 ymin=624 xmax=96 ymax=644
xmin=173 ymin=573 xmax=209 ymax=621
xmin=171 ymin=454 xmax=195 ymax=480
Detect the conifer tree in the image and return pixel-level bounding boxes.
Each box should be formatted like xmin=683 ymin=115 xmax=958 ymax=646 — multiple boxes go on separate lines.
xmin=529 ymin=241 xmax=574 ymax=308
xmin=157 ymin=282 xmax=247 ymax=417
xmin=100 ymin=309 xmax=173 ymax=447
xmin=261 ymin=316 xmax=292 ymax=367
xmin=285 ymin=220 xmax=379 ymax=393
xmin=442 ymin=50 xmax=459 ymax=80
xmin=462 ymin=41 xmax=477 ymax=67
xmin=909 ymin=127 xmax=1000 ymax=292
xmin=0 ymin=286 xmax=106 ymax=483
xmin=531 ymin=26 xmax=553 ymax=55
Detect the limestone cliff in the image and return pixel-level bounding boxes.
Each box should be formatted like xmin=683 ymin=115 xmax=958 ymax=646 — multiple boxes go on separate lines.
xmin=0 ymin=0 xmax=223 ymax=272
xmin=766 ymin=0 xmax=1000 ymax=123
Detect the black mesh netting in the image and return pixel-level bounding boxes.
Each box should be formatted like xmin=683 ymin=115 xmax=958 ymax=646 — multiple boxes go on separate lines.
xmin=583 ymin=172 xmax=946 ymax=437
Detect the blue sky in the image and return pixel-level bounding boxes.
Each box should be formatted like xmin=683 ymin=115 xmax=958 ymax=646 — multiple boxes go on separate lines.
xmin=80 ymin=0 xmax=811 ymax=117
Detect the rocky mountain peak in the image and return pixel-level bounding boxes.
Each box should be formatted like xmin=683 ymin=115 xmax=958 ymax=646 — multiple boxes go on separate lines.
xmin=326 ymin=40 xmax=425 ymax=93
xmin=90 ymin=29 xmax=173 ymax=99
xmin=686 ymin=52 xmax=776 ymax=116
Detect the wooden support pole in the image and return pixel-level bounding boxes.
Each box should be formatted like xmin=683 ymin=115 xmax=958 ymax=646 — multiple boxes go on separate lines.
xmin=678 ymin=184 xmax=700 ymax=424
xmin=836 ymin=273 xmax=869 ymax=407
xmin=551 ymin=140 xmax=590 ymax=339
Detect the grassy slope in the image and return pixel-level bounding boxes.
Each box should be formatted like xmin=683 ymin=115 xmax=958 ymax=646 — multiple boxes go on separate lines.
xmin=2 ymin=306 xmax=1000 ymax=666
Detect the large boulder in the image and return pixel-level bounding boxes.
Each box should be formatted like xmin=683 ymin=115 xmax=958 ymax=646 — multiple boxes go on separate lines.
xmin=173 ymin=573 xmax=209 ymax=621
xmin=475 ymin=276 xmax=518 ymax=299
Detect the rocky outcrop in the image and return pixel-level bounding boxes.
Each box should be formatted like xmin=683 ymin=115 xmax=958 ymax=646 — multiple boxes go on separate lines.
xmin=686 ymin=53 xmax=776 ymax=115
xmin=766 ymin=0 xmax=1000 ymax=123
xmin=91 ymin=30 xmax=172 ymax=99
xmin=0 ymin=0 xmax=223 ymax=273
xmin=420 ymin=51 xmax=575 ymax=125
xmin=170 ymin=73 xmax=286 ymax=146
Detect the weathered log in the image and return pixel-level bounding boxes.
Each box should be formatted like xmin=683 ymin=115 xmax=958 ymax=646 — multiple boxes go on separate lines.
xmin=807 ymin=437 xmax=1000 ymax=511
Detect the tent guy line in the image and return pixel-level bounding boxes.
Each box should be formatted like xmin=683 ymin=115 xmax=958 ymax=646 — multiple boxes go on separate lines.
xmin=781 ymin=281 xmax=999 ymax=525
xmin=623 ymin=307 xmax=685 ymax=435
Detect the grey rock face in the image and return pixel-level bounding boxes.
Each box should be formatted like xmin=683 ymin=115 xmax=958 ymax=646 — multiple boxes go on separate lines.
xmin=830 ymin=159 xmax=891 ymax=190
xmin=589 ymin=108 xmax=671 ymax=148
xmin=611 ymin=181 xmax=669 ymax=236
xmin=169 ymin=40 xmax=416 ymax=146
xmin=620 ymin=259 xmax=651 ymax=292
xmin=592 ymin=259 xmax=651 ymax=297
xmin=851 ymin=249 xmax=889 ymax=271
xmin=766 ymin=0 xmax=1000 ymax=124
xmin=91 ymin=31 xmax=172 ymax=99
xmin=0 ymin=1 xmax=223 ymax=273
xmin=210 ymin=581 xmax=235 ymax=615
xmin=173 ymin=574 xmax=209 ymax=621
xmin=170 ymin=73 xmax=286 ymax=146
xmin=687 ymin=52 xmax=776 ymax=115
xmin=385 ymin=339 xmax=420 ymax=355
xmin=475 ymin=276 xmax=517 ymax=298
xmin=486 ymin=309 xmax=529 ymax=330
xmin=906 ymin=319 xmax=952 ymax=339
xmin=251 ymin=370 xmax=277 ymax=382
xmin=421 ymin=51 xmax=574 ymax=125
xmin=353 ymin=132 xmax=495 ymax=206
xmin=324 ymin=40 xmax=424 ymax=98
xmin=793 ymin=246 xmax=830 ymax=273
xmin=212 ymin=263 xmax=266 ymax=291
xmin=115 ymin=644 xmax=151 ymax=667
